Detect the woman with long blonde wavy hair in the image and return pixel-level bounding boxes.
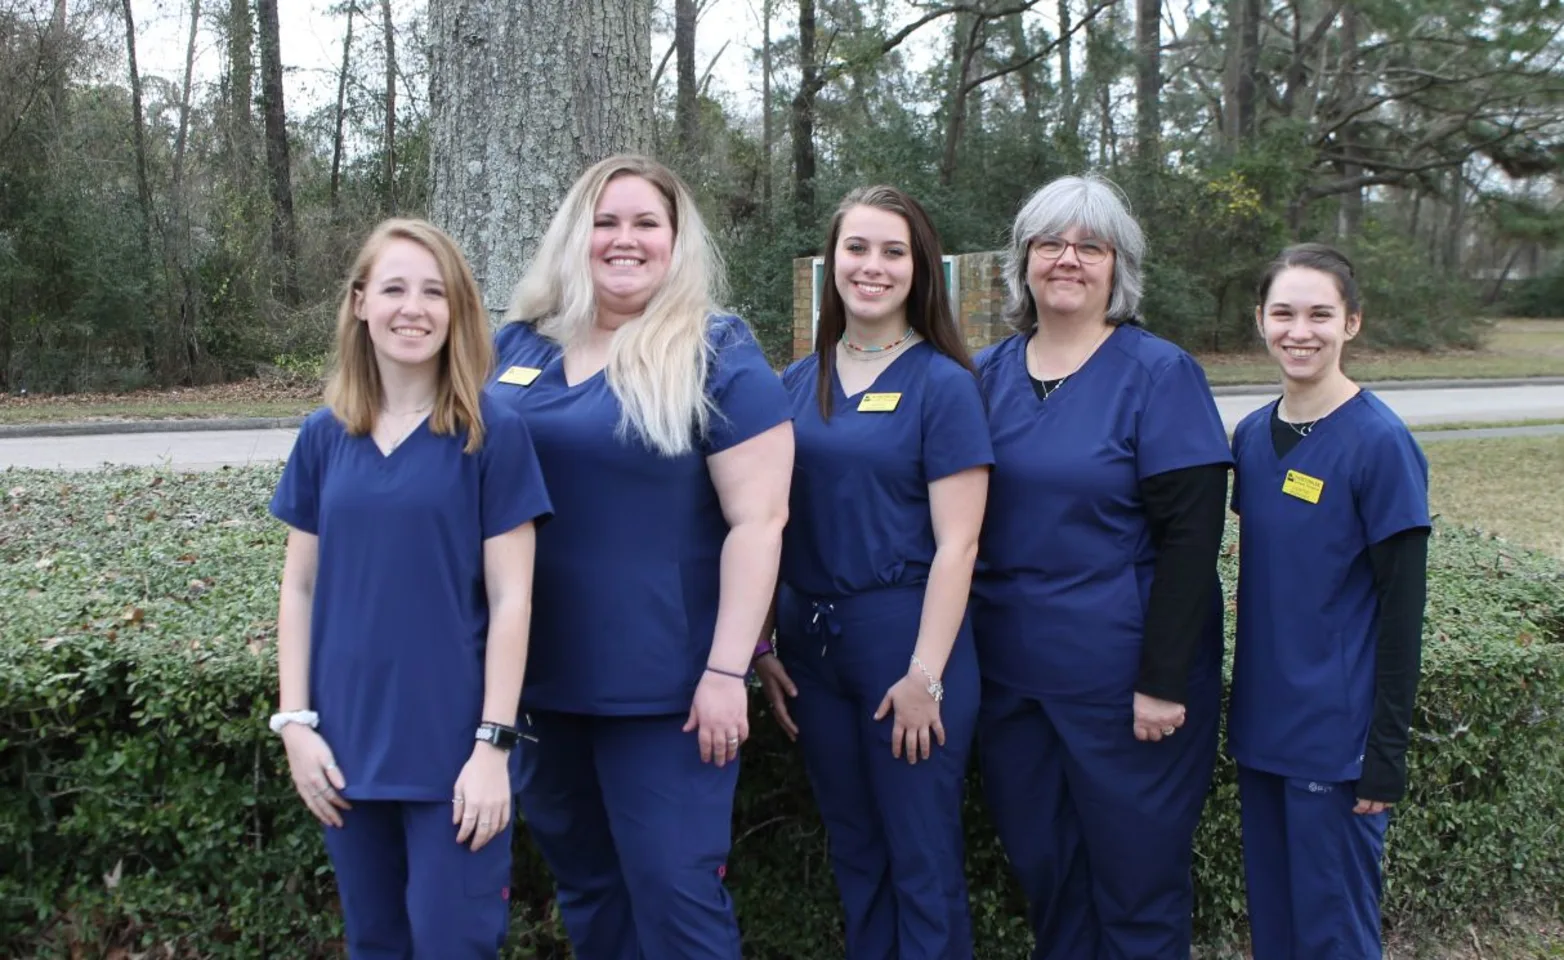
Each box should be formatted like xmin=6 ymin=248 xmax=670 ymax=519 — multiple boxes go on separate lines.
xmin=488 ymin=155 xmax=793 ymax=959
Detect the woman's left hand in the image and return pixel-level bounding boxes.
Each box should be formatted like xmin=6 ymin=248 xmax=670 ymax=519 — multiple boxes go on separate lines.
xmin=1353 ymin=798 xmax=1391 ymax=815
xmin=1133 ymin=692 xmax=1187 ymax=743
xmin=684 ymin=670 xmax=750 ymax=767
xmin=875 ymin=672 xmax=946 ymax=764
xmin=452 ymin=744 xmax=512 ymax=851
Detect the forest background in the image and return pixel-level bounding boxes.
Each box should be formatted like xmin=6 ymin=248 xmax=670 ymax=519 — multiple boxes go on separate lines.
xmin=1 ymin=0 xmax=1562 ymax=391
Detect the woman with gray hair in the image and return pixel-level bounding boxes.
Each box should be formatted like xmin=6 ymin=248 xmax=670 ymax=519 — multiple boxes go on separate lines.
xmin=970 ymin=174 xmax=1232 ymax=958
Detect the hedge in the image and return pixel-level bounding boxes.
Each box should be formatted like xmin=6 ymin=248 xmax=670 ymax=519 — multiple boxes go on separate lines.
xmin=2 ymin=467 xmax=1561 ymax=958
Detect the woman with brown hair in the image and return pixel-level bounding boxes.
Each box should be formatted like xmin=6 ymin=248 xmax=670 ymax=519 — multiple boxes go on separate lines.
xmin=756 ymin=185 xmax=991 ymax=960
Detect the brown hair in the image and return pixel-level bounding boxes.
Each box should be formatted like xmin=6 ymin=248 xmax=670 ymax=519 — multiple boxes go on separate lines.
xmin=1255 ymin=242 xmax=1362 ymax=315
xmin=814 ymin=185 xmax=974 ymax=418
xmin=324 ymin=218 xmax=493 ymax=453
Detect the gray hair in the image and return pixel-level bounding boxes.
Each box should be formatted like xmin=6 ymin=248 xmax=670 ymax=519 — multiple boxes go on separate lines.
xmin=1002 ymin=174 xmax=1146 ymax=331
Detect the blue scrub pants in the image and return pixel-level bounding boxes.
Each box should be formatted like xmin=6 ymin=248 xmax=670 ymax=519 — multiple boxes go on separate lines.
xmin=776 ymin=584 xmax=980 ymax=960
xmin=1237 ymin=765 xmax=1389 ymax=959
xmin=513 ymin=711 xmax=742 ymax=960
xmin=977 ymin=678 xmax=1221 ymax=960
xmin=322 ymin=800 xmax=513 ymax=959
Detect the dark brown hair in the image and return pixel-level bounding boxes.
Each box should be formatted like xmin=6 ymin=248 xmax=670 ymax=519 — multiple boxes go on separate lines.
xmin=814 ymin=185 xmax=974 ymax=418
xmin=1255 ymin=242 xmax=1362 ymax=315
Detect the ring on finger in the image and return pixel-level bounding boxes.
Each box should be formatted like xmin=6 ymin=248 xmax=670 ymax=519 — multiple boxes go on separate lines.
xmin=1161 ymin=726 xmax=1177 ymax=736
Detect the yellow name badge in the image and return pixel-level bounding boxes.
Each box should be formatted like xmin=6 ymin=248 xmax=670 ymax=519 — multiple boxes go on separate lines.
xmin=497 ymin=365 xmax=542 ymax=387
xmin=857 ymin=392 xmax=902 ymax=413
xmin=1282 ymin=469 xmax=1325 ymax=504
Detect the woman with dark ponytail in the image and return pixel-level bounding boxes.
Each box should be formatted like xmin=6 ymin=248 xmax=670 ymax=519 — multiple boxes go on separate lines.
xmin=1229 ymin=243 xmax=1430 ymax=958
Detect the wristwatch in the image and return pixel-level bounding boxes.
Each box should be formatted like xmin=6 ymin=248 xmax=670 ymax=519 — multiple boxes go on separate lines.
xmin=910 ymin=655 xmax=944 ymax=704
xmin=474 ymin=722 xmax=521 ymax=751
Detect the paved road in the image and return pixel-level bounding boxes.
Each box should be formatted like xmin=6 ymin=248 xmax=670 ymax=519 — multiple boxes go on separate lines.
xmin=2 ymin=383 xmax=1563 ymax=472
xmin=1213 ymin=382 xmax=1564 ymax=430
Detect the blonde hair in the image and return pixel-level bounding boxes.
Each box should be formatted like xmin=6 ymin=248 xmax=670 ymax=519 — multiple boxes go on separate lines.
xmin=325 ymin=218 xmax=494 ymax=453
xmin=509 ymin=155 xmax=725 ymax=457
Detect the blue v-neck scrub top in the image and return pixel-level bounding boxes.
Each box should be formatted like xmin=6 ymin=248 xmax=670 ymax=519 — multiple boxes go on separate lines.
xmin=972 ymin=325 xmax=1234 ymax=702
xmin=780 ymin=342 xmax=994 ymax=598
xmin=1229 ymin=391 xmax=1430 ymax=782
xmin=488 ymin=314 xmax=791 ymax=716
xmin=269 ymin=397 xmax=554 ymax=801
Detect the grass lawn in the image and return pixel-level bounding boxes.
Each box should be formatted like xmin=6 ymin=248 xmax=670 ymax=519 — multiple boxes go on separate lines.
xmin=1425 ymin=434 xmax=1564 ymax=560
xmin=1198 ymin=318 xmax=1564 ymax=386
xmin=0 ymin=380 xmax=320 ymax=425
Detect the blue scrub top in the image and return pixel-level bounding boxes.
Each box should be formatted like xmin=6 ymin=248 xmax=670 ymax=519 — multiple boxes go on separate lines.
xmin=780 ymin=342 xmax=994 ymax=599
xmin=971 ymin=325 xmax=1233 ymax=702
xmin=487 ymin=314 xmax=791 ymax=715
xmin=1229 ymin=391 xmax=1429 ymax=782
xmin=269 ymin=397 xmax=554 ymax=801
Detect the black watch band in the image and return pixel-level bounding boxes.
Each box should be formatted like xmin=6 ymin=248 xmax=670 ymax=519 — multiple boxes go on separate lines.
xmin=475 ymin=722 xmax=520 ymax=751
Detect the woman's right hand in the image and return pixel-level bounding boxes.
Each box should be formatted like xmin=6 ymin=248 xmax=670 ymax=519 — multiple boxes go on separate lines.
xmin=281 ymin=724 xmax=351 ymax=827
xmin=754 ymin=654 xmax=800 ymax=741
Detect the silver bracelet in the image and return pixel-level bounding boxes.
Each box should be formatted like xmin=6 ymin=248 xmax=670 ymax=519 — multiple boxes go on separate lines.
xmin=910 ymin=655 xmax=944 ymax=703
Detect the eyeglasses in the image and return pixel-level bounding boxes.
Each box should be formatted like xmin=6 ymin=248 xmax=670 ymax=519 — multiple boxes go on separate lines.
xmin=1030 ymin=236 xmax=1112 ymax=265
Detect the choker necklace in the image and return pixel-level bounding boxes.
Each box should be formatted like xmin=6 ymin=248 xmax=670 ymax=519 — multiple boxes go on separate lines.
xmin=381 ymin=401 xmax=434 ymax=416
xmin=842 ymin=328 xmax=915 ymax=357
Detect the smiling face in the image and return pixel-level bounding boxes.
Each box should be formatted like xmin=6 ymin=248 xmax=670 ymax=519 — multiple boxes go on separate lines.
xmin=1025 ymin=224 xmax=1115 ymax=322
xmin=589 ymin=174 xmax=675 ymax=323
xmin=832 ymin=204 xmax=914 ymax=331
xmin=354 ymin=237 xmax=450 ymax=372
xmin=1257 ymin=265 xmax=1361 ymax=385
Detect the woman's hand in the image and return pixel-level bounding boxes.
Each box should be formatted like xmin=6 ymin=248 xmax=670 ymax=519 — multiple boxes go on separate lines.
xmin=452 ymin=744 xmax=512 ymax=851
xmin=1132 ymin=692 xmax=1187 ymax=743
xmin=755 ymin=654 xmax=800 ymax=741
xmin=875 ymin=671 xmax=946 ymax=764
xmin=282 ymin=725 xmax=351 ymax=827
xmin=684 ymin=669 xmax=750 ymax=767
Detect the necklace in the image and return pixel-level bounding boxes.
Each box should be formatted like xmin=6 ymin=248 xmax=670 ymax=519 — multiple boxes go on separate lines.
xmin=1029 ymin=324 xmax=1112 ymax=400
xmin=378 ymin=401 xmax=433 ymax=453
xmin=842 ymin=327 xmax=915 ymax=359
xmin=1284 ymin=418 xmax=1317 ymax=438
xmin=1037 ymin=376 xmax=1068 ymax=400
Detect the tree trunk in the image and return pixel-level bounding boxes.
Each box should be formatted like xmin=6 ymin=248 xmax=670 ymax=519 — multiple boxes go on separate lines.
xmin=172 ymin=0 xmax=201 ymax=193
xmin=381 ymin=0 xmax=396 ymax=213
xmin=226 ymin=0 xmax=254 ymax=183
xmin=760 ymin=0 xmax=773 ymax=216
xmin=256 ymin=0 xmax=298 ymax=302
xmin=1443 ymin=164 xmax=1467 ymax=270
xmin=44 ymin=0 xmax=67 ymax=126
xmin=790 ymin=0 xmax=819 ymax=234
xmin=675 ymin=0 xmax=697 ymax=158
xmin=1335 ymin=5 xmax=1362 ymax=238
xmin=330 ymin=2 xmax=355 ymax=213
xmin=120 ymin=0 xmax=154 ymax=245
xmin=1057 ymin=0 xmax=1075 ymax=143
xmin=940 ymin=15 xmax=985 ymax=187
xmin=429 ymin=0 xmax=652 ymax=314
xmin=1135 ymin=0 xmax=1160 ymax=162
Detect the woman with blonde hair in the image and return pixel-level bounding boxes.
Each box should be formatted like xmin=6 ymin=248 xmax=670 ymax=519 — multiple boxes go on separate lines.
xmin=488 ymin=155 xmax=793 ymax=959
xmin=269 ymin=218 xmax=552 ymax=957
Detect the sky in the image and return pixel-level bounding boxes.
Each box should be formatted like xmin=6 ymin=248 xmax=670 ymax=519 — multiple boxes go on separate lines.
xmin=121 ymin=0 xmax=1019 ymax=124
xmin=128 ymin=0 xmax=792 ymax=121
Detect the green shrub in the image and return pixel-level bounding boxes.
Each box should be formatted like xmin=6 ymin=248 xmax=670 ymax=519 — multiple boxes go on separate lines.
xmin=1 ymin=468 xmax=1560 ymax=957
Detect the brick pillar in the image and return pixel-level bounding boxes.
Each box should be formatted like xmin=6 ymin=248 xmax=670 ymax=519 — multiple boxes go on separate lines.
xmin=956 ymin=251 xmax=1012 ymax=353
xmin=792 ymin=256 xmax=816 ymax=361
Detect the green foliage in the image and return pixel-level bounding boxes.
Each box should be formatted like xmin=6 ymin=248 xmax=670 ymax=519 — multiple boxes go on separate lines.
xmin=1345 ymin=225 xmax=1488 ymax=349
xmin=2 ymin=468 xmax=1561 ymax=957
